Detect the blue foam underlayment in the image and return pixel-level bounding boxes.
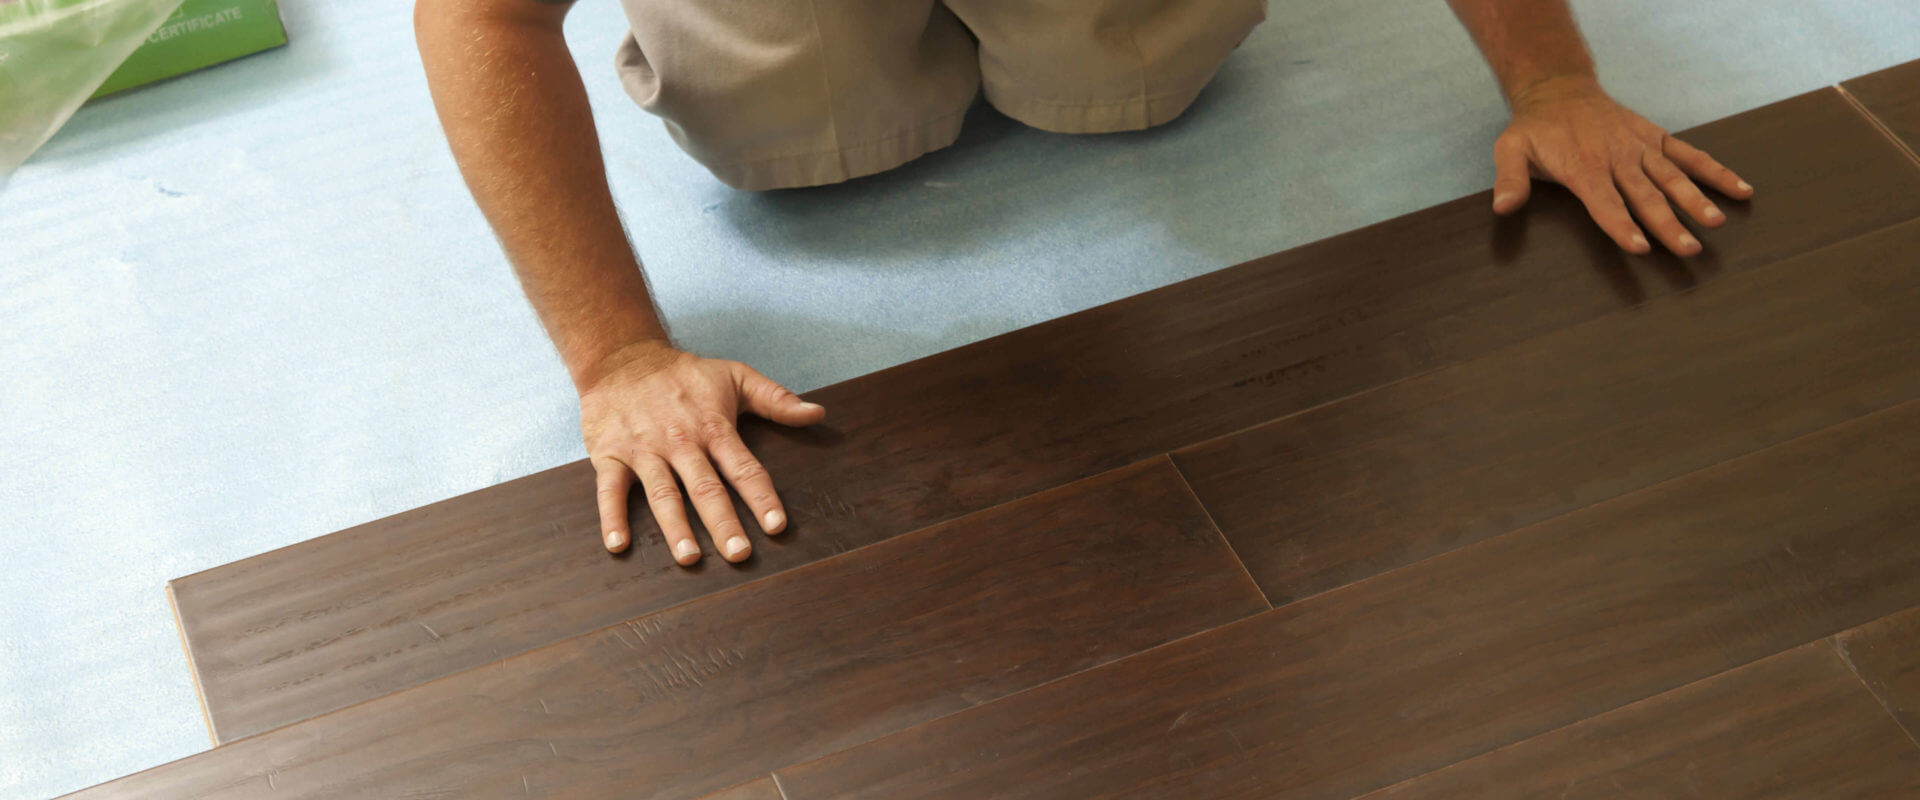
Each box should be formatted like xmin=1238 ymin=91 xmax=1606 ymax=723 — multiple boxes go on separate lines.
xmin=3 ymin=0 xmax=1917 ymax=795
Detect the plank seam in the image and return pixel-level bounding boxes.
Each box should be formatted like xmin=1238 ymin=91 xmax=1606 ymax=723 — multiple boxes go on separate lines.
xmin=1342 ymin=640 xmax=1881 ymax=800
xmin=1828 ymin=632 xmax=1920 ymax=754
xmin=761 ymin=612 xmax=1278 ymax=793
xmin=1170 ymin=212 xmax=1920 ymax=476
xmin=1164 ymin=454 xmax=1272 ymax=609
xmin=685 ymin=459 xmax=1278 ymax=785
xmin=1289 ymin=390 xmax=1920 ymax=633
xmin=1836 ymin=83 xmax=1920 ymax=168
xmin=698 ymin=461 xmax=1277 ymax=787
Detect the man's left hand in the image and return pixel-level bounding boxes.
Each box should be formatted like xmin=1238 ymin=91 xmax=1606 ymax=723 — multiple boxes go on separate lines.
xmin=1490 ymin=75 xmax=1754 ymax=256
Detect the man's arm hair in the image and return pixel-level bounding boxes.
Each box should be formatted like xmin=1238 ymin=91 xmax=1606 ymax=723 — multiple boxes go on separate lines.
xmin=416 ymin=0 xmax=670 ymax=392
xmin=1445 ymin=0 xmax=1597 ymax=105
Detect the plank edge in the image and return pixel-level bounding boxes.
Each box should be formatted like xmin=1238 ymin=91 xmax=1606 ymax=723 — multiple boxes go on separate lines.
xmin=1830 ymin=627 xmax=1920 ymax=755
xmin=1836 ymin=82 xmax=1920 ymax=168
xmin=165 ymin=582 xmax=218 ymax=748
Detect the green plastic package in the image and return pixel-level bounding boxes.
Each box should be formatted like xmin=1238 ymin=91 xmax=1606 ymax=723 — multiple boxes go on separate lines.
xmin=0 ymin=0 xmax=184 ymax=176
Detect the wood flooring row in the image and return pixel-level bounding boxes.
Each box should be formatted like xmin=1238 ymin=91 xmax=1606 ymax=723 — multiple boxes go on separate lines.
xmin=1177 ymin=214 xmax=1920 ymax=603
xmin=170 ymin=82 xmax=1920 ymax=744
xmin=771 ymin=396 xmax=1920 ymax=799
xmin=72 ymin=62 xmax=1920 ymax=797
xmin=77 ymin=462 xmax=1268 ymax=798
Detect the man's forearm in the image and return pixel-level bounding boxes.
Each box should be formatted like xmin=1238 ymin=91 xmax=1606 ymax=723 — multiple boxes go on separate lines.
xmin=1445 ymin=0 xmax=1598 ymax=105
xmin=416 ymin=0 xmax=666 ymax=391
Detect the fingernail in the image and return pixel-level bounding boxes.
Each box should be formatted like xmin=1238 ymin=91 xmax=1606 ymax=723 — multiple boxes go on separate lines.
xmin=1703 ymin=206 xmax=1724 ymax=222
xmin=1493 ymin=192 xmax=1515 ymax=208
xmin=724 ymin=537 xmax=750 ymax=558
xmin=1630 ymin=233 xmax=1649 ymax=251
xmin=1679 ymin=233 xmax=1700 ymax=251
xmin=763 ymin=509 xmax=785 ymax=531
xmin=799 ymin=402 xmax=823 ymax=412
xmin=604 ymin=530 xmax=625 ymax=549
xmin=674 ymin=539 xmax=700 ymax=561
xmin=1736 ymin=180 xmax=1753 ymax=193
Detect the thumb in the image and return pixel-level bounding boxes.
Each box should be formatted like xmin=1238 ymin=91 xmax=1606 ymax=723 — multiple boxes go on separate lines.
xmin=1491 ymin=133 xmax=1532 ymax=215
xmin=733 ymin=363 xmax=826 ymax=427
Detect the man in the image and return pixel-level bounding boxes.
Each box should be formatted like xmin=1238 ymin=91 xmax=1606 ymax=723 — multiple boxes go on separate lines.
xmin=416 ymin=1 xmax=1753 ymax=566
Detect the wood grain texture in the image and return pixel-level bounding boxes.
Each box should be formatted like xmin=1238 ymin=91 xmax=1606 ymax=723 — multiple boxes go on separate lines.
xmin=1845 ymin=58 xmax=1920 ymax=159
xmin=1836 ymin=605 xmax=1920 ymax=749
xmin=68 ymin=460 xmax=1267 ymax=799
xmin=694 ymin=777 xmax=786 ymax=800
xmin=1356 ymin=641 xmax=1920 ymax=800
xmin=776 ymin=398 xmax=1920 ymax=800
xmin=170 ymin=87 xmax=1920 ymax=742
xmin=1175 ymin=217 xmax=1920 ymax=604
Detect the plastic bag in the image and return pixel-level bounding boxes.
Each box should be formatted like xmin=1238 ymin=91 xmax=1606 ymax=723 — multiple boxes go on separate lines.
xmin=0 ymin=0 xmax=185 ymax=176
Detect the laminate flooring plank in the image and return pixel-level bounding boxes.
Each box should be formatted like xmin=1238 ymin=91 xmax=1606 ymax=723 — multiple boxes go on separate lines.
xmin=1353 ymin=641 xmax=1920 ymax=800
xmin=775 ymin=399 xmax=1920 ymax=800
xmin=1835 ymin=604 xmax=1920 ymax=749
xmin=66 ymin=460 xmax=1267 ymax=799
xmin=170 ymin=87 xmax=1920 ymax=742
xmin=1176 ymin=216 xmax=1920 ymax=604
xmin=1845 ymin=58 xmax=1920 ymax=160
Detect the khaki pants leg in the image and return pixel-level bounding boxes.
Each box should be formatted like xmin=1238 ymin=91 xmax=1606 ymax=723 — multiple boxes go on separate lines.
xmin=940 ymin=0 xmax=1267 ymax=133
xmin=614 ymin=0 xmax=981 ymax=190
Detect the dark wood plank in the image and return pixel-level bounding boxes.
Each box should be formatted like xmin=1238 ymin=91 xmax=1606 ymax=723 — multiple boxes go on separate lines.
xmin=1176 ymin=217 xmax=1920 ymax=603
xmin=1845 ymin=59 xmax=1920 ymax=159
xmin=1835 ymin=605 xmax=1920 ymax=749
xmin=170 ymin=87 xmax=1920 ymax=742
xmin=775 ymin=398 xmax=1920 ymax=800
xmin=67 ymin=460 xmax=1267 ymax=799
xmin=1354 ymin=641 xmax=1920 ymax=800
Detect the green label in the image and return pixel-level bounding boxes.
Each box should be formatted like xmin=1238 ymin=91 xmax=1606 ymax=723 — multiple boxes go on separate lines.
xmin=91 ymin=0 xmax=287 ymax=98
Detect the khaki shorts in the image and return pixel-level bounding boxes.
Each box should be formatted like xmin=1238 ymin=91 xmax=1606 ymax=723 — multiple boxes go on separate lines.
xmin=614 ymin=0 xmax=1267 ymax=190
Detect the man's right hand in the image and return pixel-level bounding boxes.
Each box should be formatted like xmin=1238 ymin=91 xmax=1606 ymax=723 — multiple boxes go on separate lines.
xmin=579 ymin=340 xmax=827 ymax=565
xmin=417 ymin=1 xmax=818 ymax=564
